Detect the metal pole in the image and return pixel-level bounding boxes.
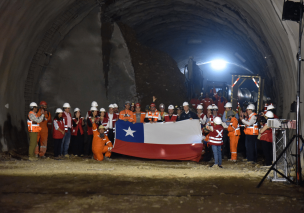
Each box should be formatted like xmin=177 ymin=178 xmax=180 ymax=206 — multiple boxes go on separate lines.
xmin=296 ymin=0 xmax=303 ymax=185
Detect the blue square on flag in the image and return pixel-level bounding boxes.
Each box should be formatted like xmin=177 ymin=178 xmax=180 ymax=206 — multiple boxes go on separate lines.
xmin=115 ymin=120 xmax=144 ymax=143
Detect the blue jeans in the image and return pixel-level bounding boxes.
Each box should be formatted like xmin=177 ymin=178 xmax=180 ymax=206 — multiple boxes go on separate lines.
xmin=212 ymin=145 xmax=222 ymax=165
xmin=61 ymin=128 xmax=71 ymax=155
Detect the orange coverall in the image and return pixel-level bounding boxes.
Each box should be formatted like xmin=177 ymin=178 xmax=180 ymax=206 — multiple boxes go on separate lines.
xmin=92 ymin=123 xmax=113 ymax=161
xmin=35 ymin=109 xmax=52 ymax=156
xmin=119 ymin=109 xmax=134 ymax=122
xmin=227 ymin=117 xmax=240 ymax=160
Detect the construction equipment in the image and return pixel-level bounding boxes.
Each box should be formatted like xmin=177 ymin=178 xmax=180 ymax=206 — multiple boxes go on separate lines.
xmin=231 ymin=75 xmax=264 ymax=114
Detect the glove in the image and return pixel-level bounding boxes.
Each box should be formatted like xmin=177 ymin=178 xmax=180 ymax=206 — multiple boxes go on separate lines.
xmin=108 ymin=147 xmax=113 ymax=151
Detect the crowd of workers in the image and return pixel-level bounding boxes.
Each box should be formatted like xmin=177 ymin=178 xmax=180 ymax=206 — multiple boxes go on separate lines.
xmin=27 ymin=93 xmax=278 ymax=168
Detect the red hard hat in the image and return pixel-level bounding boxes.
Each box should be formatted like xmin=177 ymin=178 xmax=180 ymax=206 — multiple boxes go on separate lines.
xmin=39 ymin=101 xmax=47 ymax=106
xmin=135 ymin=103 xmax=140 ymax=107
xmin=150 ymin=103 xmax=156 ymax=107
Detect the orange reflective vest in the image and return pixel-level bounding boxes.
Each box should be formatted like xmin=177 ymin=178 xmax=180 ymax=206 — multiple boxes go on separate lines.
xmin=244 ymin=113 xmax=258 ymax=135
xmin=147 ymin=111 xmax=160 ymax=122
xmin=132 ymin=112 xmax=146 ymax=123
xmin=27 ymin=111 xmax=42 ymax=133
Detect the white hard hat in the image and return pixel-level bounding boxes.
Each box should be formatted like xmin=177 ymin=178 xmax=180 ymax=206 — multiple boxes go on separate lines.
xmin=113 ymin=103 xmax=118 ymax=108
xmin=55 ymin=108 xmax=63 ymax=113
xmin=63 ymin=103 xmax=71 ymax=108
xmin=224 ymin=102 xmax=232 ymax=108
xmin=100 ymin=108 xmax=106 ymax=112
xmin=265 ymin=111 xmax=274 ymax=118
xmin=91 ymin=101 xmax=98 ymax=107
xmin=267 ymin=104 xmax=275 ymax=110
xmin=212 ymin=105 xmax=218 ymax=110
xmin=197 ymin=104 xmax=203 ymax=110
xmin=214 ymin=117 xmax=222 ymax=125
xmin=168 ymin=105 xmax=174 ymax=110
xmin=109 ymin=104 xmax=114 ymax=108
xmin=74 ymin=108 xmax=80 ymax=112
xmin=90 ymin=106 xmax=98 ymax=111
xmin=29 ymin=102 xmax=38 ymax=107
xmin=207 ymin=105 xmax=213 ymax=110
xmin=247 ymin=104 xmax=255 ymax=110
xmin=183 ymin=102 xmax=189 ymax=106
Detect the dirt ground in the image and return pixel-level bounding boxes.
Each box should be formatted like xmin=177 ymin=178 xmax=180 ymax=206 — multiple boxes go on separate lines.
xmin=0 ymin=153 xmax=304 ymax=213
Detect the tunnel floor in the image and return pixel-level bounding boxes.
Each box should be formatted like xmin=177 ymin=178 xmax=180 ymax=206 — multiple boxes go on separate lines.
xmin=0 ymin=154 xmax=303 ymax=213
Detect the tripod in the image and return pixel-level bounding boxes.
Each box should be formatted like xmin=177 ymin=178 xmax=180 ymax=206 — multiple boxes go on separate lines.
xmin=257 ymin=0 xmax=303 ymax=187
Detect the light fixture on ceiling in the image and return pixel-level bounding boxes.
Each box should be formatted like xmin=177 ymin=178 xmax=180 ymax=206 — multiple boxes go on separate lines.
xmin=210 ymin=59 xmax=227 ymax=70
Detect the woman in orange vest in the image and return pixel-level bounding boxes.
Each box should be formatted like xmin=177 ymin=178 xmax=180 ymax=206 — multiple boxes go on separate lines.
xmin=27 ymin=102 xmax=44 ymax=161
xmin=71 ymin=108 xmax=84 ymax=157
xmin=240 ymin=104 xmax=258 ymax=163
xmin=92 ymin=123 xmax=113 ymax=161
xmin=53 ymin=108 xmax=65 ymax=159
xmin=132 ymin=103 xmax=146 ymax=123
xmin=227 ymin=110 xmax=240 ymax=162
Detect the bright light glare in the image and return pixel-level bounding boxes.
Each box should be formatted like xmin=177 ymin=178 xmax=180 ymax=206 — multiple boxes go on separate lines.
xmin=211 ymin=60 xmax=227 ymax=70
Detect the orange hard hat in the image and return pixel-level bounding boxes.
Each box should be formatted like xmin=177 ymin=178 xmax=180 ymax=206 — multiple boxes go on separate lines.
xmin=39 ymin=101 xmax=47 ymax=106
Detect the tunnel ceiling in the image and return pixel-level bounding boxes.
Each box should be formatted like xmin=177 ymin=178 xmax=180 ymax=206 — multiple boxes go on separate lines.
xmin=104 ymin=0 xmax=276 ymax=76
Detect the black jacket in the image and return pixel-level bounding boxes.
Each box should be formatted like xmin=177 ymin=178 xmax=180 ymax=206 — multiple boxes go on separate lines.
xmin=180 ymin=111 xmax=199 ymax=121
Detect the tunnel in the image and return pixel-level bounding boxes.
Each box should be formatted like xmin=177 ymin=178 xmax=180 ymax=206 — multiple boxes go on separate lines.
xmin=0 ymin=0 xmax=304 ymax=212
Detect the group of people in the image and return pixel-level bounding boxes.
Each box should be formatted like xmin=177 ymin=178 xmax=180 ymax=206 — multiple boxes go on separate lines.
xmin=27 ymin=96 xmax=278 ymax=168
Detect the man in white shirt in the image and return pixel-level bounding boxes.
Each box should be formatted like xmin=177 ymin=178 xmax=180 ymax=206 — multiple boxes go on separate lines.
xmin=106 ymin=104 xmax=118 ymax=144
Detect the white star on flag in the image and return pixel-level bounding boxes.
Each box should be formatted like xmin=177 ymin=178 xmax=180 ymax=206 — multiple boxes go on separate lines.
xmin=123 ymin=126 xmax=136 ymax=137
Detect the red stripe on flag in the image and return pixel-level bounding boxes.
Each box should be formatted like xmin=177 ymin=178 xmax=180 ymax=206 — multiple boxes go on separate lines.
xmin=112 ymin=139 xmax=203 ymax=162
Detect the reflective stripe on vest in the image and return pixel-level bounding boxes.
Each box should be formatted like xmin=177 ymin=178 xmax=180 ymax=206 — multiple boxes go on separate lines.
xmin=244 ymin=113 xmax=258 ymax=135
xmin=230 ymin=123 xmax=241 ymax=136
xmin=148 ymin=111 xmax=159 ymax=121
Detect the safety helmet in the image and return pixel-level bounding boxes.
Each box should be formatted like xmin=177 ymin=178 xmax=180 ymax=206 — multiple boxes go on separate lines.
xmin=265 ymin=111 xmax=274 ymax=119
xmin=108 ymin=104 xmax=114 ymax=108
xmin=90 ymin=106 xmax=98 ymax=111
xmin=159 ymin=103 xmax=165 ymax=109
xmin=39 ymin=101 xmax=47 ymax=106
xmin=224 ymin=102 xmax=232 ymax=108
xmin=100 ymin=108 xmax=106 ymax=112
xmin=135 ymin=103 xmax=141 ymax=107
xmin=183 ymin=102 xmax=189 ymax=106
xmin=267 ymin=104 xmax=275 ymax=110
xmin=29 ymin=102 xmax=38 ymax=108
xmin=63 ymin=103 xmax=71 ymax=108
xmin=212 ymin=104 xmax=218 ymax=110
xmin=55 ymin=108 xmax=63 ymax=113
xmin=214 ymin=117 xmax=222 ymax=125
xmin=207 ymin=105 xmax=213 ymax=110
xmin=74 ymin=108 xmax=80 ymax=112
xmin=247 ymin=104 xmax=255 ymax=110
xmin=131 ymin=103 xmax=135 ymax=107
xmin=197 ymin=104 xmax=203 ymax=110
xmin=168 ymin=105 xmax=174 ymax=110
xmin=98 ymin=125 xmax=106 ymax=130
xmin=91 ymin=101 xmax=98 ymax=107
xmin=125 ymin=101 xmax=131 ymax=105
xmin=113 ymin=103 xmax=118 ymax=108
xmin=150 ymin=103 xmax=156 ymax=107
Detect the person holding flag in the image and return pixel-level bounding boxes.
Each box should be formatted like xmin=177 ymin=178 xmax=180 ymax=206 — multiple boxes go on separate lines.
xmin=119 ymin=101 xmax=134 ymax=122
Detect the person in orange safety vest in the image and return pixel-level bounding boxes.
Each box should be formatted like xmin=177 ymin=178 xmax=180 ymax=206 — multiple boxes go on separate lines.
xmin=27 ymin=102 xmax=44 ymax=161
xmin=240 ymin=104 xmax=258 ymax=163
xmin=132 ymin=103 xmax=146 ymax=123
xmin=35 ymin=101 xmax=52 ymax=158
xmin=144 ymin=103 xmax=161 ymax=123
xmin=119 ymin=101 xmax=134 ymax=122
xmin=227 ymin=110 xmax=240 ymax=162
xmin=92 ymin=123 xmax=113 ymax=161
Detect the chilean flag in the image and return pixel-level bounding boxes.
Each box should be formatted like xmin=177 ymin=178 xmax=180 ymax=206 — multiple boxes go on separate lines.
xmin=112 ymin=119 xmax=203 ymax=162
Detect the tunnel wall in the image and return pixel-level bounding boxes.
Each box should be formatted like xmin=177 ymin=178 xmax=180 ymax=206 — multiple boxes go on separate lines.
xmin=0 ymin=0 xmax=303 ymax=157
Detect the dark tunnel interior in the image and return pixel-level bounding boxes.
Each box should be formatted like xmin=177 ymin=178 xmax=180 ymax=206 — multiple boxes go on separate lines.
xmin=0 ymin=0 xmax=301 ymax=160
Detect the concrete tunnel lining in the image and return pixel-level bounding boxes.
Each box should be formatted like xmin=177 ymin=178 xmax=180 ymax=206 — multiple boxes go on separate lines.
xmin=0 ymin=0 xmax=302 ymax=157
